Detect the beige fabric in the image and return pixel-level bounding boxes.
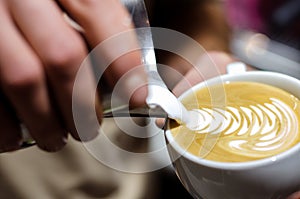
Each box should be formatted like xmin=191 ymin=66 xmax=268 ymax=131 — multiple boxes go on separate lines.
xmin=0 ymin=119 xmax=152 ymax=199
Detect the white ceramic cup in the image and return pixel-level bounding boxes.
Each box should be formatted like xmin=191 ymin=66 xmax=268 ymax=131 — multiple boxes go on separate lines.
xmin=165 ymin=71 xmax=300 ymax=199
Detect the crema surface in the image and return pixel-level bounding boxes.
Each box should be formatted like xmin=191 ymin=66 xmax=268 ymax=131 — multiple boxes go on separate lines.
xmin=171 ymin=82 xmax=300 ymax=162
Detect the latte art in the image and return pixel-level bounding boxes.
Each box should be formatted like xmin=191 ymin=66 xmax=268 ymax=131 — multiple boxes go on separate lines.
xmin=191 ymin=98 xmax=298 ymax=157
xmin=171 ymin=82 xmax=300 ymax=162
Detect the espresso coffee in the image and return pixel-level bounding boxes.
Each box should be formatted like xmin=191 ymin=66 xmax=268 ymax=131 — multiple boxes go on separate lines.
xmin=170 ymin=81 xmax=300 ymax=162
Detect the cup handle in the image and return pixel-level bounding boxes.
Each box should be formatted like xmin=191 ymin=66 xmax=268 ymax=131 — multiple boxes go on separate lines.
xmin=226 ymin=62 xmax=247 ymax=74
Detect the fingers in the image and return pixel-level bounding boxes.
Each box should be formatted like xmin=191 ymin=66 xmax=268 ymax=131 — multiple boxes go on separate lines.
xmin=0 ymin=0 xmax=148 ymax=152
xmin=0 ymin=0 xmax=100 ymax=151
xmin=287 ymin=192 xmax=300 ymax=199
xmin=57 ymin=0 xmax=134 ymax=46
xmin=0 ymin=2 xmax=69 ymax=151
xmin=0 ymin=2 xmax=22 ymax=152
xmin=58 ymin=0 xmax=148 ymax=108
xmin=8 ymin=0 xmax=98 ymax=141
xmin=0 ymin=93 xmax=22 ymax=152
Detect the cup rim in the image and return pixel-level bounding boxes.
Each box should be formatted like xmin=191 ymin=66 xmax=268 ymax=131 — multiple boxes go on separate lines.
xmin=165 ymin=71 xmax=300 ymax=170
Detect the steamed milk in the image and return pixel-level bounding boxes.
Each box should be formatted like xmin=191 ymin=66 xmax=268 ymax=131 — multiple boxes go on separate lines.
xmin=170 ymin=82 xmax=300 ymax=162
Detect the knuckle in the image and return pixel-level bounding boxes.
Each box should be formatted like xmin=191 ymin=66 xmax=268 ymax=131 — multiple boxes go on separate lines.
xmin=44 ymin=40 xmax=85 ymax=74
xmin=3 ymin=64 xmax=43 ymax=92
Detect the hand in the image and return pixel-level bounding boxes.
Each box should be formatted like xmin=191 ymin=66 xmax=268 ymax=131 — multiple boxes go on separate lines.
xmin=287 ymin=191 xmax=300 ymax=199
xmin=172 ymin=51 xmax=244 ymax=97
xmin=0 ymin=0 xmax=147 ymax=152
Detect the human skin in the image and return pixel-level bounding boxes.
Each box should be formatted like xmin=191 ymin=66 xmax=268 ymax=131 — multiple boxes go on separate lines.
xmin=287 ymin=191 xmax=300 ymax=199
xmin=0 ymin=0 xmax=147 ymax=152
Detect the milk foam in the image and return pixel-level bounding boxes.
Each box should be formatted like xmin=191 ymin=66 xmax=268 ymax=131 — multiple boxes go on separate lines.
xmin=191 ymin=97 xmax=298 ymax=153
xmin=172 ymin=82 xmax=300 ymax=162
